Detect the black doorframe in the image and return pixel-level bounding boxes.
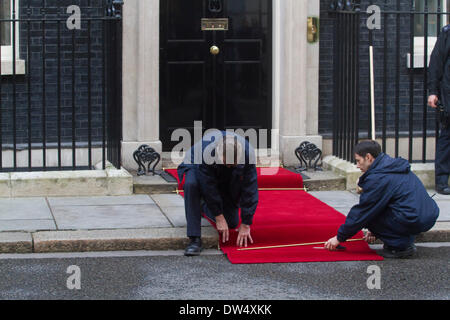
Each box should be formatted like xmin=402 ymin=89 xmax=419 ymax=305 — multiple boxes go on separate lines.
xmin=160 ymin=0 xmax=273 ymax=151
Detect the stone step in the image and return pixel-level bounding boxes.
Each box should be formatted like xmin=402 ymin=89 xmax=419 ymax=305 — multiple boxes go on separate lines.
xmin=131 ymin=170 xmax=178 ymax=195
xmin=300 ymin=169 xmax=347 ymax=191
xmin=0 ymin=165 xmax=133 ymax=198
xmin=131 ymin=168 xmax=346 ymax=194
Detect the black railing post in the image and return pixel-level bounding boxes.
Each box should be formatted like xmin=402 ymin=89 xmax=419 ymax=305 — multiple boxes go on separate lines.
xmin=382 ymin=0 xmax=388 ymax=154
xmin=12 ymin=0 xmax=17 ymax=170
xmin=105 ymin=0 xmax=123 ymax=169
xmin=423 ymin=0 xmax=429 ymax=163
xmin=330 ymin=1 xmax=360 ymax=162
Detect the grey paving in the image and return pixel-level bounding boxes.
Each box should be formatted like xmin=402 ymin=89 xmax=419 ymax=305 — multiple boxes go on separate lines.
xmin=0 ymin=220 xmax=56 ymax=232
xmin=333 ymin=207 xmax=354 ymax=216
xmin=52 ymin=204 xmax=171 ymax=230
xmin=0 ymin=198 xmax=53 ymax=220
xmin=428 ymin=190 xmax=450 ymax=201
xmin=307 ymin=191 xmax=360 ymax=208
xmin=435 ymin=201 xmax=450 ymax=221
xmin=0 ymin=188 xmax=448 ymax=253
xmin=162 ymin=206 xmax=211 ymax=227
xmin=47 ymin=195 xmax=154 ymax=207
xmin=150 ymin=194 xmax=185 ymax=208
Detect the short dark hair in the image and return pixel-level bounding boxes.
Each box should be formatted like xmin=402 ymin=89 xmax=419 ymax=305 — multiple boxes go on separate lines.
xmin=354 ymin=140 xmax=382 ymax=158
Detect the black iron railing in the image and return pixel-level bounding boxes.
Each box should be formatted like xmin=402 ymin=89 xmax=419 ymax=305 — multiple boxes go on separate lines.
xmin=0 ymin=0 xmax=123 ymax=171
xmin=329 ymin=0 xmax=449 ymax=163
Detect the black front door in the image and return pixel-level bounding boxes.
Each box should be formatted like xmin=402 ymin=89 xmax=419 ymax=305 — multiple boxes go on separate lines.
xmin=160 ymin=0 xmax=272 ymax=151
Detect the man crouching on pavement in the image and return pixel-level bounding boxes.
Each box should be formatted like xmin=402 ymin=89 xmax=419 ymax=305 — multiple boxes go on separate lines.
xmin=177 ymin=131 xmax=258 ymax=256
xmin=325 ymin=141 xmax=439 ymax=258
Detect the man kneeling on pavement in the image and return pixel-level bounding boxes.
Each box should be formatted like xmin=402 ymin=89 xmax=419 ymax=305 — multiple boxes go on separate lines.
xmin=325 ymin=141 xmax=440 ymax=258
xmin=177 ymin=131 xmax=258 ymax=256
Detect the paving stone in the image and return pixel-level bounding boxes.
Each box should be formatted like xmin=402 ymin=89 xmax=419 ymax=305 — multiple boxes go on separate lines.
xmin=333 ymin=207 xmax=354 ymax=217
xmin=151 ymin=194 xmax=185 ymax=208
xmin=435 ymin=201 xmax=450 ymax=222
xmin=0 ymin=198 xmax=52 ymax=220
xmin=47 ymin=195 xmax=154 ymax=207
xmin=428 ymin=190 xmax=450 ymax=201
xmin=307 ymin=191 xmax=360 ymax=208
xmin=52 ymin=204 xmax=171 ymax=230
xmin=0 ymin=219 xmax=56 ymax=232
xmin=161 ymin=206 xmax=211 ymax=228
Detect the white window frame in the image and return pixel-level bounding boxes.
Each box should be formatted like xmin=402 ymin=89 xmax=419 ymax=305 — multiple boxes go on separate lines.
xmin=407 ymin=0 xmax=449 ymax=68
xmin=1 ymin=0 xmax=25 ymax=75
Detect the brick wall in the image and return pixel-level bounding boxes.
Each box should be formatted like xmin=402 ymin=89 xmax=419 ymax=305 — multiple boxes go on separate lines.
xmin=0 ymin=0 xmax=105 ymax=147
xmin=319 ymin=0 xmax=440 ymax=137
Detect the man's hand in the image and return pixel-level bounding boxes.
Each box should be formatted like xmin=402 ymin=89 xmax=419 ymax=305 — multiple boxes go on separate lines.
xmin=237 ymin=224 xmax=253 ymax=247
xmin=216 ymin=215 xmax=229 ymax=243
xmin=428 ymin=95 xmax=439 ymax=108
xmin=324 ymin=236 xmax=340 ymax=251
xmin=364 ymin=231 xmax=376 ymax=244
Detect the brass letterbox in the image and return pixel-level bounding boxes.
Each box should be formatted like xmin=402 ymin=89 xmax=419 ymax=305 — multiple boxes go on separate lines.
xmin=201 ymin=18 xmax=229 ymax=31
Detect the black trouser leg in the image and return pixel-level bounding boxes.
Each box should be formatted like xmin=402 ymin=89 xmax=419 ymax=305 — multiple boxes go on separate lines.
xmin=435 ymin=125 xmax=450 ymax=187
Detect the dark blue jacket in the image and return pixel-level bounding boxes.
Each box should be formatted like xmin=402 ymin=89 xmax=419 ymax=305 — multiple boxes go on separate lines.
xmin=337 ymin=153 xmax=440 ymax=242
xmin=428 ymin=24 xmax=450 ymax=113
xmin=177 ymin=131 xmax=258 ymax=225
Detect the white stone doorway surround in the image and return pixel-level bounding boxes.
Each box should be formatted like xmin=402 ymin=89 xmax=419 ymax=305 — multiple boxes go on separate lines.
xmin=121 ymin=0 xmax=322 ymax=170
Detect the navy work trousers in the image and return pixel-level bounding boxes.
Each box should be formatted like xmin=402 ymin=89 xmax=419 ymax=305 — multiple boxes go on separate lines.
xmin=183 ymin=168 xmax=239 ymax=238
xmin=367 ymin=213 xmax=415 ymax=250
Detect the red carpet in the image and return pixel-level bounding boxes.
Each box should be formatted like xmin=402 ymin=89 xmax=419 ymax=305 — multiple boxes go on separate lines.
xmin=166 ymin=168 xmax=383 ymax=263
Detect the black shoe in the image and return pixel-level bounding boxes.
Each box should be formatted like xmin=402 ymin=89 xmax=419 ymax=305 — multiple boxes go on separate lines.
xmin=436 ymin=185 xmax=450 ymax=195
xmin=184 ymin=237 xmax=202 ymax=256
xmin=379 ymin=244 xmax=417 ymax=259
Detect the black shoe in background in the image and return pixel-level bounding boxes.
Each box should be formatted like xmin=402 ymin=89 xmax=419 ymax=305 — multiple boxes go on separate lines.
xmin=379 ymin=244 xmax=417 ymax=259
xmin=436 ymin=185 xmax=450 ymax=195
xmin=184 ymin=237 xmax=202 ymax=256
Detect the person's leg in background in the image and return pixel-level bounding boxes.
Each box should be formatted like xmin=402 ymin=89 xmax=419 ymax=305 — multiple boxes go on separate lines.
xmin=435 ymin=125 xmax=450 ymax=194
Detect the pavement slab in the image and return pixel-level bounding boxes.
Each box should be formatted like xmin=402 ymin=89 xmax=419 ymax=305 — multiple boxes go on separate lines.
xmin=52 ymin=204 xmax=172 ymax=230
xmin=307 ymin=191 xmax=360 ymax=208
xmin=435 ymin=201 xmax=450 ymax=221
xmin=0 ymin=198 xmax=52 ymax=220
xmin=428 ymin=190 xmax=450 ymax=201
xmin=0 ymin=220 xmax=56 ymax=232
xmin=150 ymin=194 xmax=185 ymax=208
xmin=47 ymin=195 xmax=154 ymax=207
xmin=161 ymin=206 xmax=211 ymax=228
